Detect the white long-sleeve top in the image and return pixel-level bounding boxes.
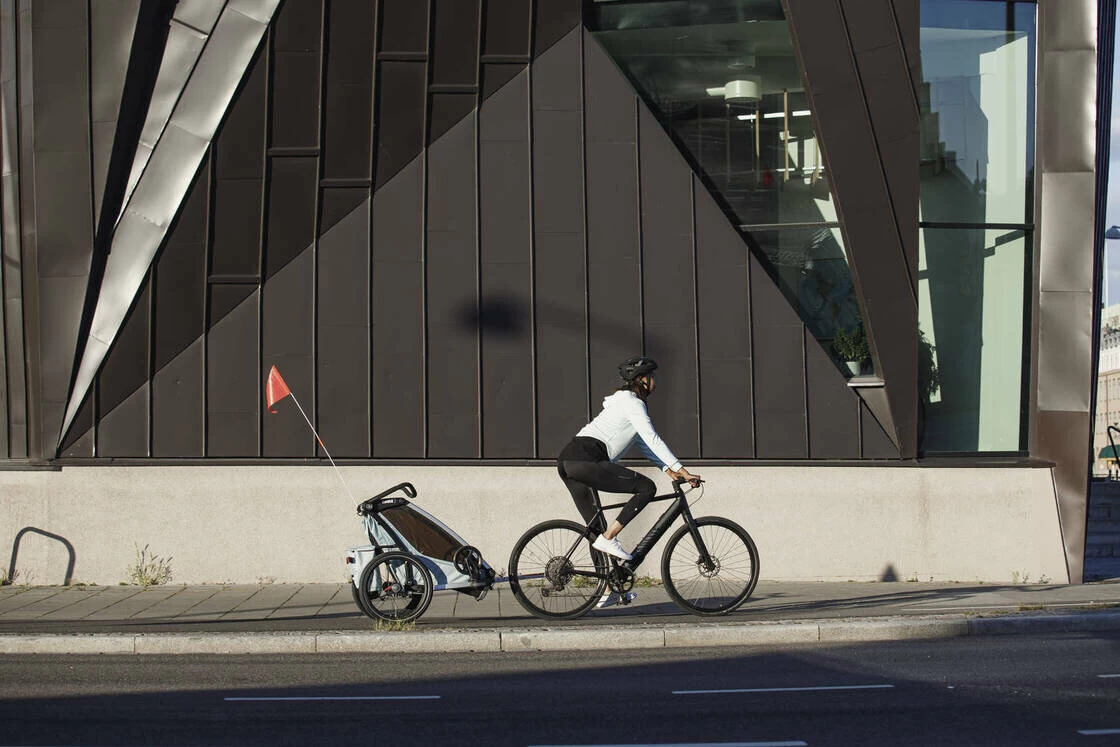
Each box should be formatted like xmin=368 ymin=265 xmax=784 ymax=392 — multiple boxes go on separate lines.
xmin=576 ymin=390 xmax=682 ymax=472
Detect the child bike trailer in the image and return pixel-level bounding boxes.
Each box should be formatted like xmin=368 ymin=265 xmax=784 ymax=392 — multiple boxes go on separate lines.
xmin=345 ymin=482 xmax=496 ymax=623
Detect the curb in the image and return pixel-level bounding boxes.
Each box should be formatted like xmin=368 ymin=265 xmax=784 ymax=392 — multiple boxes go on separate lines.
xmin=1 ymin=611 xmax=1119 ymax=655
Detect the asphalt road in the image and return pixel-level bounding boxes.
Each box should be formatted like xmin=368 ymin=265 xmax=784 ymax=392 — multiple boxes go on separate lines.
xmin=1 ymin=632 xmax=1120 ymax=745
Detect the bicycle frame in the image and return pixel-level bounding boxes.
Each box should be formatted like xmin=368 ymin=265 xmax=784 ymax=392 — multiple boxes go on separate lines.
xmin=576 ymin=480 xmax=715 ymax=576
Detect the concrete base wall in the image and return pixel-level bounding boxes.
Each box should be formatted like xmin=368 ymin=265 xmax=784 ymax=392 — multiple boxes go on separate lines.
xmin=0 ymin=465 xmax=1070 ymax=586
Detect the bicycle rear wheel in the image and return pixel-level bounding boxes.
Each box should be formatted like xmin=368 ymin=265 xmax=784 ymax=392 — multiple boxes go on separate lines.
xmin=508 ymin=519 xmax=608 ymax=620
xmin=662 ymin=516 xmax=759 ymax=616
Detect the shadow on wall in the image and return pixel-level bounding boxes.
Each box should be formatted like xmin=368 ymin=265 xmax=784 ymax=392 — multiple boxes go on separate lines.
xmin=5 ymin=528 xmax=76 ymax=586
xmin=459 ymin=296 xmax=665 ymax=348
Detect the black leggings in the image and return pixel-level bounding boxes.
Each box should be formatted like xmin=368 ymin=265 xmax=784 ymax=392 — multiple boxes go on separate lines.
xmin=557 ymin=437 xmax=656 ymax=534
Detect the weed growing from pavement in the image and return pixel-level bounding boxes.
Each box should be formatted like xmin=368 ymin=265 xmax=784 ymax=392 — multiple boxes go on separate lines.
xmin=374 ymin=618 xmax=417 ymax=632
xmin=127 ymin=544 xmax=174 ymax=586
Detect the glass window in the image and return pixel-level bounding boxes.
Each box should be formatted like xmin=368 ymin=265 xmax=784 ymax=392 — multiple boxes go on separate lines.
xmin=589 ymin=0 xmax=861 ymax=367
xmin=919 ymin=0 xmax=1036 ymax=225
xmin=918 ymin=227 xmax=1029 ymax=452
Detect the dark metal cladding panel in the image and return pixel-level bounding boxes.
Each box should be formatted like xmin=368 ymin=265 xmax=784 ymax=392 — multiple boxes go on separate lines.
xmin=430 ymin=0 xmax=480 ymax=86
xmin=750 ymin=255 xmax=807 ymax=458
xmin=322 ymin=0 xmax=374 ymax=180
xmin=481 ymin=67 xmax=528 ymax=145
xmin=532 ymin=27 xmax=580 ymax=113
xmin=211 ymin=177 xmax=262 ymax=277
xmin=583 ymin=29 xmax=635 ymax=144
xmin=588 ymin=260 xmax=642 ymax=402
xmin=428 ymin=92 xmax=477 ymax=146
xmin=216 ymin=49 xmax=266 ymax=180
xmin=262 ymin=250 xmax=315 ymax=457
xmin=639 ymin=108 xmax=698 ymax=457
xmin=483 ymin=0 xmax=531 ymax=57
xmin=207 ymin=286 xmax=259 ymax=457
xmin=889 ymin=0 xmax=923 ymax=103
xmin=317 ymin=193 xmax=370 ymax=457
xmin=535 ymin=232 xmax=588 ymax=456
xmin=270 ymin=0 xmax=322 ymax=149
xmin=841 ymin=0 xmax=897 ymax=52
xmin=694 ymin=180 xmax=752 ymax=458
xmin=371 ymin=156 xmax=424 ymax=457
xmin=264 ymin=157 xmax=317 ymax=279
xmin=479 ymin=259 xmax=532 ymax=457
xmin=881 ymin=131 xmax=920 ymax=286
xmin=375 ymin=61 xmax=427 ymax=188
xmin=482 ymin=62 xmax=526 ymax=100
xmin=152 ymin=338 xmax=204 ymax=457
xmin=861 ymin=401 xmax=898 ymax=459
xmin=533 ymin=112 xmax=584 ymax=235
xmin=96 ymin=385 xmax=148 ymax=457
xmin=426 ymin=116 xmax=479 ymax=458
xmin=155 ymin=200 xmax=207 ymax=372
xmin=59 ymin=393 xmax=93 ymax=458
xmin=319 ymin=187 xmax=367 ymax=237
xmin=806 ymin=328 xmax=860 ymax=459
xmin=100 ymin=282 xmax=150 ymax=418
xmin=379 ymin=0 xmax=429 ymax=54
xmin=533 ymin=0 xmax=581 ymax=58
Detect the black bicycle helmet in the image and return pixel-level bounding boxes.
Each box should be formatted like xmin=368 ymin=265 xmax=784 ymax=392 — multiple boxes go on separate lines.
xmin=619 ymin=355 xmax=658 ymax=382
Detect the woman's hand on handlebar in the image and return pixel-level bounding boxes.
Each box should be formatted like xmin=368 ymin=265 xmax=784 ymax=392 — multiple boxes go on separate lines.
xmin=668 ymin=467 xmax=703 ymax=487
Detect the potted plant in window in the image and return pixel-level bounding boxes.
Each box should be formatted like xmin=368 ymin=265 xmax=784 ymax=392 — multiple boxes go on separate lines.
xmin=833 ymin=325 xmax=869 ymax=377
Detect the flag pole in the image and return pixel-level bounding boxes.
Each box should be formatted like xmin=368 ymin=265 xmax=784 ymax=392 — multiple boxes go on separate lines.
xmin=286 ymin=391 xmax=357 ymax=504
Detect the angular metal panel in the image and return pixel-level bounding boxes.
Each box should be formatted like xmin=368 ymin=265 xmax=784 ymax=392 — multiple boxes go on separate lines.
xmin=535 ymin=232 xmax=588 ymax=455
xmin=97 ymin=278 xmax=149 ymax=424
xmin=89 ymin=0 xmax=140 ymax=220
xmin=860 ymin=401 xmax=898 ymax=459
xmin=695 ymin=179 xmax=752 ymax=458
xmin=806 ymin=328 xmax=860 ymax=459
xmin=1040 ymin=172 xmax=1095 ymax=292
xmin=151 ymin=337 xmax=204 ymax=457
xmin=482 ymin=62 xmax=525 ymax=100
xmin=532 ymin=111 xmax=584 ymax=235
xmin=215 ymin=50 xmax=266 ymax=180
xmin=480 ymin=264 xmax=533 ymax=458
xmin=97 ymin=384 xmax=148 ymax=457
xmin=751 ymin=255 xmax=806 ymax=459
xmin=583 ymin=28 xmax=634 ymax=144
xmin=322 ymin=0 xmax=373 ymax=180
xmin=270 ymin=55 xmax=321 ymax=150
xmin=480 ymin=141 xmax=530 ymax=264
xmin=31 ymin=151 xmax=92 ymax=278
xmin=317 ymin=195 xmax=369 ymax=457
xmin=371 ymin=155 xmax=424 ymax=458
xmin=531 ymin=27 xmax=580 ymax=113
xmin=1036 ymin=409 xmax=1088 ymax=584
xmin=173 ymin=0 xmax=225 ymax=35
xmin=379 ymin=0 xmax=429 ymax=54
xmin=206 ymin=286 xmax=258 ymax=457
xmin=264 ymin=156 xmax=317 ymax=278
xmin=430 ymin=0 xmax=479 ymax=86
xmin=374 ymin=61 xmax=426 ymax=188
xmin=1041 ymin=0 xmax=1096 ymax=51
xmin=1040 ymin=49 xmax=1096 ymax=173
xmin=153 ymin=177 xmax=207 ymax=371
xmin=482 ymin=0 xmax=530 ymax=57
xmin=533 ymin=0 xmax=580 ymax=57
xmin=427 ymin=323 xmax=480 ymax=458
xmin=211 ymin=177 xmax=263 ymax=277
xmin=261 ymin=249 xmax=314 ymax=457
xmin=480 ymin=67 xmax=528 ymax=144
xmin=1037 ymin=290 xmax=1093 ymax=413
xmin=428 ymin=92 xmax=476 ymax=146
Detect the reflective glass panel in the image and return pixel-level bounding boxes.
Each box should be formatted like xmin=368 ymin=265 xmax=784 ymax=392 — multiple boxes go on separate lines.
xmin=588 ymin=0 xmax=839 ymax=229
xmin=918 ymin=227 xmax=1029 ymax=452
xmin=919 ymin=1 xmax=1036 ymax=224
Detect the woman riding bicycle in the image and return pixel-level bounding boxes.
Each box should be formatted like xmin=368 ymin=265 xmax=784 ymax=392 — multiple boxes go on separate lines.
xmin=557 ymin=356 xmax=702 ymax=571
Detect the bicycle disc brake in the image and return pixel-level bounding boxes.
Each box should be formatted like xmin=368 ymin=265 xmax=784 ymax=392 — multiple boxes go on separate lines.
xmin=607 ymin=566 xmax=634 ymax=594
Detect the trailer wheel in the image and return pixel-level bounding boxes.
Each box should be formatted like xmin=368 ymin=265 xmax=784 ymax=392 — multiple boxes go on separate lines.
xmin=355 ymin=551 xmax=434 ymax=623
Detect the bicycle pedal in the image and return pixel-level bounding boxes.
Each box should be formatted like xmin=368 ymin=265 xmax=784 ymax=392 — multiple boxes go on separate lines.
xmin=619 ymin=591 xmax=637 ymax=605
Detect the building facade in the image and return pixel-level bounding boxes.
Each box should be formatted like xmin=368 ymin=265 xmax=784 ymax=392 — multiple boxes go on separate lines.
xmin=0 ymin=0 xmax=1108 ymax=585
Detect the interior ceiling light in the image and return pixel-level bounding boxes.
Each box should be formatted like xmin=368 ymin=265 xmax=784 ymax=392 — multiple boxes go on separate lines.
xmin=737 ymin=110 xmax=812 ymax=121
xmin=706 ymin=75 xmax=762 ymax=102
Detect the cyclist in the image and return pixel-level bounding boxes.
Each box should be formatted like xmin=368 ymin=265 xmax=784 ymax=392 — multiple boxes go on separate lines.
xmin=557 ymin=356 xmax=701 ymax=605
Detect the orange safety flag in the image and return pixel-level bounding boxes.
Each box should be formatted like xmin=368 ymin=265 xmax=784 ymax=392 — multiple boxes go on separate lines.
xmin=266 ymin=365 xmax=292 ymax=413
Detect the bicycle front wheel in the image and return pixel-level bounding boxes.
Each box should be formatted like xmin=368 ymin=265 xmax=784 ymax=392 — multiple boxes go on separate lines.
xmin=508 ymin=519 xmax=608 ymax=620
xmin=662 ymin=516 xmax=759 ymax=616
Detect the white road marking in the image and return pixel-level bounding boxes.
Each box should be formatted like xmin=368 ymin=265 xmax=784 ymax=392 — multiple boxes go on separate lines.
xmin=1097 ymin=674 xmax=1120 ymax=678
xmin=1079 ymin=729 xmax=1120 ymax=736
xmin=529 ymin=743 xmax=807 ymax=747
xmin=673 ymin=684 xmax=893 ymax=695
xmin=224 ymin=695 xmax=440 ymax=702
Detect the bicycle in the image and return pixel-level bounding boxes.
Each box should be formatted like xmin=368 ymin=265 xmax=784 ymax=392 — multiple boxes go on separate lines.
xmin=508 ymin=479 xmax=760 ymax=619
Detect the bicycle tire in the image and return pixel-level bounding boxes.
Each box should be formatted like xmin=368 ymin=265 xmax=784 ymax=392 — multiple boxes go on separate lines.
xmin=508 ymin=519 xmax=609 ymax=620
xmin=661 ymin=516 xmax=759 ymax=616
xmin=356 ymin=551 xmax=433 ymax=623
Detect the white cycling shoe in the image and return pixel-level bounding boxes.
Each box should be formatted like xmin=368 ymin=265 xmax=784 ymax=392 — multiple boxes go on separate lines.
xmin=592 ymin=535 xmax=633 ymax=561
xmin=596 ymin=590 xmax=638 ymax=609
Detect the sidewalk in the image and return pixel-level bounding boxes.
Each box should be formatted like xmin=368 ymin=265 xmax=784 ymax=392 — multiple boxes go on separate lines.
xmin=1 ymin=580 xmax=1119 ymax=654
